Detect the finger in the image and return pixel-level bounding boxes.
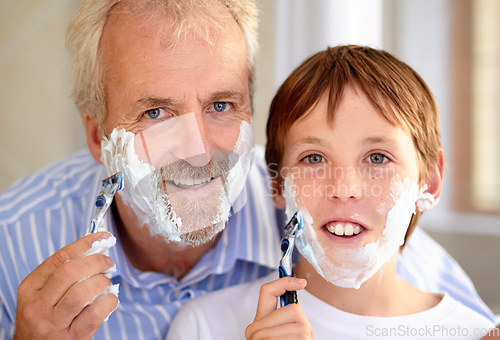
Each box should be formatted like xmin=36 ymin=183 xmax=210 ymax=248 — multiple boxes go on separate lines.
xmin=70 ymin=290 xmax=119 ymax=339
xmin=40 ymin=253 xmax=116 ymax=307
xmin=254 ymin=277 xmax=307 ymax=321
xmin=246 ymin=318 xmax=313 ymax=340
xmin=53 ymin=273 xmax=113 ymax=328
xmin=253 ymin=304 xmax=309 ymax=330
xmin=24 ymin=232 xmax=114 ymax=290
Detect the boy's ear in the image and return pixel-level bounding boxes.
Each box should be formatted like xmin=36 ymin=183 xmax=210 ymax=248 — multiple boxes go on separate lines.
xmin=272 ymin=180 xmax=286 ymax=209
xmin=82 ymin=111 xmax=103 ymax=164
xmin=424 ymin=149 xmax=445 ymax=199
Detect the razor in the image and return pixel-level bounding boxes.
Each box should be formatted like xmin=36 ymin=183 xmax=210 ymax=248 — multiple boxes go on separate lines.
xmin=86 ymin=172 xmax=123 ymax=235
xmin=278 ymin=211 xmax=302 ymax=307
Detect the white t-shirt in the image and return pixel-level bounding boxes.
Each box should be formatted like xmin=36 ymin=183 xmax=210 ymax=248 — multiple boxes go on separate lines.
xmin=167 ymin=272 xmax=495 ymax=340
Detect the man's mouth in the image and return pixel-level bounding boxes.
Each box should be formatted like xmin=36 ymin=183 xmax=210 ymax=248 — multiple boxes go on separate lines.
xmin=325 ymin=222 xmax=363 ymax=236
xmin=168 ymin=176 xmax=216 ymax=190
xmin=171 ymin=176 xmax=214 ymax=187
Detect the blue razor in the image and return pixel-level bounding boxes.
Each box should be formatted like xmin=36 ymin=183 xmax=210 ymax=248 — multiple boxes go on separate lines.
xmin=278 ymin=211 xmax=302 ymax=307
xmin=86 ymin=172 xmax=123 ymax=234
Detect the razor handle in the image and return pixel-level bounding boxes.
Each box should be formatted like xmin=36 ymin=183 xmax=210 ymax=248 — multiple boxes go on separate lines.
xmin=278 ymin=266 xmax=298 ymax=306
xmin=278 ymin=238 xmax=298 ymax=307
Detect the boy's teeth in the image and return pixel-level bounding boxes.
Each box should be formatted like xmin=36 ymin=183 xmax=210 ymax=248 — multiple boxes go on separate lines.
xmin=335 ymin=223 xmax=343 ymax=235
xmin=344 ymin=223 xmax=354 ymax=236
xmin=326 ymin=222 xmax=361 ymax=236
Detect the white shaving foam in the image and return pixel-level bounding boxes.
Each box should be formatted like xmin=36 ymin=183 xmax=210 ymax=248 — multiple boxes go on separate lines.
xmin=416 ymin=185 xmax=439 ymax=212
xmin=285 ymin=176 xmax=429 ymax=289
xmin=84 ymin=235 xmax=117 ymax=257
xmin=100 ymin=120 xmax=254 ymax=244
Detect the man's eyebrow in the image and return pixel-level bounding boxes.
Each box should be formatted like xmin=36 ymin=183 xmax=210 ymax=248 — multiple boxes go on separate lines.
xmin=134 ymin=97 xmax=176 ymax=111
xmin=132 ymin=91 xmax=245 ymax=112
xmin=209 ymin=90 xmax=246 ymax=102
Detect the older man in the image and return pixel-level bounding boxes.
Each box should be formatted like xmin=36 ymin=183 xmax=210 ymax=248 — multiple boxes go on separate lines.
xmin=0 ymin=0 xmax=494 ymax=339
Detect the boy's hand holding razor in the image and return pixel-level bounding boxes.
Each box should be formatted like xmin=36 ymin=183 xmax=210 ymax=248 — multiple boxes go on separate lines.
xmin=245 ymin=212 xmax=313 ymax=340
xmin=245 ymin=277 xmax=312 ymax=340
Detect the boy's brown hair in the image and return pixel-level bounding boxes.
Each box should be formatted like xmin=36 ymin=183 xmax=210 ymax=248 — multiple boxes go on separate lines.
xmin=265 ymin=45 xmax=442 ymax=246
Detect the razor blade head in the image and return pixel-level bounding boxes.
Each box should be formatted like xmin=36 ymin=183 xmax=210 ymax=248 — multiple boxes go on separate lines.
xmin=283 ymin=211 xmax=302 ymax=237
xmin=102 ymin=172 xmax=123 ymax=191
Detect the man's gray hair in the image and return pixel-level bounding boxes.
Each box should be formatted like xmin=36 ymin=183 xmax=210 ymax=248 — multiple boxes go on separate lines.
xmin=66 ymin=0 xmax=258 ymax=128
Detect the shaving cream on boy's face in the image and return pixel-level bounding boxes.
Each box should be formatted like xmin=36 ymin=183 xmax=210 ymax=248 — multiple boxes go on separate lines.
xmin=284 ymin=175 xmax=434 ymax=289
xmin=101 ymin=113 xmax=255 ymax=245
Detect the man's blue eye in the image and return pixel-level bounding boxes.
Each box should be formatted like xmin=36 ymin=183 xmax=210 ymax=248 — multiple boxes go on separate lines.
xmin=369 ymin=153 xmax=386 ymax=164
xmin=213 ymin=102 xmax=228 ymax=112
xmin=145 ymin=108 xmax=162 ymax=119
xmin=306 ymin=154 xmax=323 ymax=164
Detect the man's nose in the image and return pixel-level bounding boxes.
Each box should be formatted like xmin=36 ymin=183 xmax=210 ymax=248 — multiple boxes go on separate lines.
xmin=171 ymin=112 xmax=211 ymax=167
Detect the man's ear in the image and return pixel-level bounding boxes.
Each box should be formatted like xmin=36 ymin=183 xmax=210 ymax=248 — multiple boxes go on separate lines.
xmin=82 ymin=112 xmax=103 ymax=164
xmin=424 ymin=149 xmax=445 ymax=199
xmin=272 ymin=180 xmax=286 ymax=210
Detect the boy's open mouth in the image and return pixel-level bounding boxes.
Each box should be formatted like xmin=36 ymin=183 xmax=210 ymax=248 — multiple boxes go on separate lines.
xmin=324 ymin=222 xmax=364 ymax=237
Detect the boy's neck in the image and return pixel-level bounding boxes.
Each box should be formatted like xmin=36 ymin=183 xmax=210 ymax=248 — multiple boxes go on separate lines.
xmin=294 ymin=255 xmax=440 ymax=316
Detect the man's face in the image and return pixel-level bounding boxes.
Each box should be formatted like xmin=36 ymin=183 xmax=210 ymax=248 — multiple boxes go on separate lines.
xmin=98 ymin=6 xmax=253 ymax=244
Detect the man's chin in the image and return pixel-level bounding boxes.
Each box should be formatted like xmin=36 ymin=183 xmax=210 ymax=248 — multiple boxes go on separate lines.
xmin=173 ymin=221 xmax=226 ymax=246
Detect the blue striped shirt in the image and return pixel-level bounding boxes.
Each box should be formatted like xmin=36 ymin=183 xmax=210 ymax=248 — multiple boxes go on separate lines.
xmin=0 ymin=147 xmax=495 ymax=339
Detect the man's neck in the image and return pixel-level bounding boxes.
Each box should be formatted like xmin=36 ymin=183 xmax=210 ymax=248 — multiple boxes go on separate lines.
xmin=111 ymin=196 xmax=220 ymax=280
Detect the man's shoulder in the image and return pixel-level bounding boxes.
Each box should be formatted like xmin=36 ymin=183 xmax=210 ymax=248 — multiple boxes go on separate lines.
xmin=0 ymin=150 xmax=103 ymax=225
xmin=251 ymin=144 xmax=268 ymax=174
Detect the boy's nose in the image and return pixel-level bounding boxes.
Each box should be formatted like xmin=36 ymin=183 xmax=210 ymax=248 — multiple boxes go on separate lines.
xmin=327 ymin=167 xmax=363 ymax=201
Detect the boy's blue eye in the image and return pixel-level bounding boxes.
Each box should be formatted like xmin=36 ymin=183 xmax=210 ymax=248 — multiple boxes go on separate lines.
xmin=306 ymin=154 xmax=324 ymax=164
xmin=213 ymin=102 xmax=229 ymax=112
xmin=369 ymin=153 xmax=386 ymax=164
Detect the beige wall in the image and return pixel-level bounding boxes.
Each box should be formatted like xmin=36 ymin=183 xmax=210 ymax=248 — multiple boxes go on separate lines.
xmin=0 ymin=0 xmax=84 ymax=193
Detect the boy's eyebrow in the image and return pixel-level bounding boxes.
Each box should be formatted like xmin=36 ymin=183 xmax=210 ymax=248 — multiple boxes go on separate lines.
xmin=362 ymin=136 xmax=395 ymax=145
xmin=291 ymin=136 xmax=330 ymax=148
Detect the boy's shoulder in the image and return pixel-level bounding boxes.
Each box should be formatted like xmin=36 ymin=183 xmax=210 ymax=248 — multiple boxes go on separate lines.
xmin=168 ymin=272 xmax=277 ymax=340
xmin=437 ymin=293 xmax=496 ymax=328
xmin=188 ymin=271 xmax=276 ymax=311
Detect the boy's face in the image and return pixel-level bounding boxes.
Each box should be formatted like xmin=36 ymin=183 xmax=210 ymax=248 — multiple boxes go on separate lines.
xmin=277 ymin=84 xmax=420 ymax=259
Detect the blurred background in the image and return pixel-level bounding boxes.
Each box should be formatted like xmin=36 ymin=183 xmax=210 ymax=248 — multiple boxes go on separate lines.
xmin=0 ymin=0 xmax=499 ymax=314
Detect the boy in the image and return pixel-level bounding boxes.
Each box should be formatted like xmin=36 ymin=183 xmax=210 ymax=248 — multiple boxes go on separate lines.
xmin=167 ymin=45 xmax=495 ymax=339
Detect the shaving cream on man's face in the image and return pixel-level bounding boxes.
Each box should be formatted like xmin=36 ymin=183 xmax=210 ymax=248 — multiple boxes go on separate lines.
xmin=101 ymin=113 xmax=255 ymax=245
xmin=283 ymin=176 xmax=432 ymax=289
